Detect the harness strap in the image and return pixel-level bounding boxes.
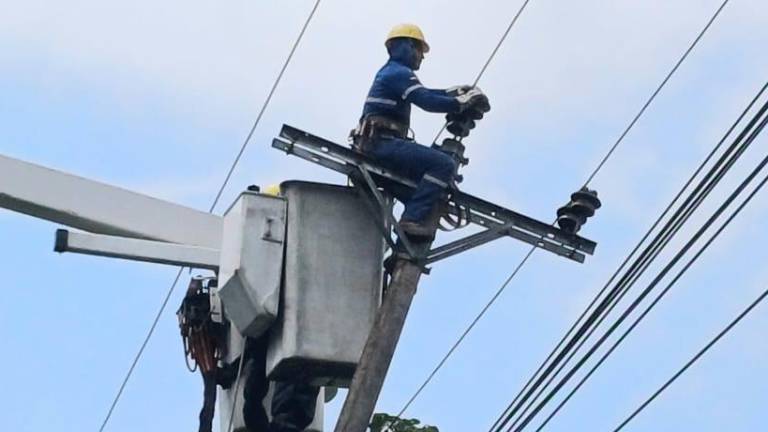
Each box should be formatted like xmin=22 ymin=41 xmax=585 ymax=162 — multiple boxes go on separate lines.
xmin=362 ymin=115 xmax=409 ymax=138
xmin=350 ymin=115 xmax=409 ymax=153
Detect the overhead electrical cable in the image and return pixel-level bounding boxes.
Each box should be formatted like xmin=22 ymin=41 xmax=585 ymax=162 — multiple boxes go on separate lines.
xmin=493 ymin=84 xmax=768 ymax=432
xmin=582 ymin=0 xmax=731 ymax=187
xmin=513 ymin=106 xmax=768 ymax=431
xmin=398 ymin=0 xmax=733 ymax=421
xmin=473 ymin=0 xmax=532 ymax=87
xmin=220 ymin=4 xmax=322 ymax=430
xmin=97 ymin=2 xmax=322 ymax=430
xmin=393 ymin=247 xmax=537 ymax=419
xmin=489 ymin=79 xmax=768 ymax=432
xmin=432 ymin=0 xmax=533 ymax=144
xmin=98 ymin=269 xmax=184 ymax=432
xmin=209 ymin=0 xmax=323 ymax=213
xmin=613 ymin=284 xmax=768 ymax=431
xmin=532 ymin=142 xmax=768 ymax=432
xmin=496 ymin=86 xmax=768 ymax=430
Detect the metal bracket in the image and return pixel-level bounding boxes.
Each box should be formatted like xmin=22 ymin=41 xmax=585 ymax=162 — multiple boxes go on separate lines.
xmin=354 ymin=164 xmax=419 ymax=260
xmin=425 ymin=222 xmax=515 ymax=264
xmin=272 ymin=125 xmax=597 ymax=264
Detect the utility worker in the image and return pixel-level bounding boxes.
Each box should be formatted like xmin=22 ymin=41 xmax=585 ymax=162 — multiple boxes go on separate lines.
xmin=353 ymin=24 xmax=488 ymax=238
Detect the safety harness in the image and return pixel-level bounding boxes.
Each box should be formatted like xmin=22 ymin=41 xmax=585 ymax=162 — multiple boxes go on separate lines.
xmin=349 ymin=115 xmax=410 ymax=153
xmin=177 ymin=277 xmax=227 ymax=432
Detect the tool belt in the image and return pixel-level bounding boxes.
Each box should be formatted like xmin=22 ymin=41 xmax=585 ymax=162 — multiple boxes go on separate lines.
xmin=349 ymin=115 xmax=409 ymax=153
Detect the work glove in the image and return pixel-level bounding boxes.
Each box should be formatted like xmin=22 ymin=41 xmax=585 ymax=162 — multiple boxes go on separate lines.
xmin=446 ymin=85 xmax=474 ymax=97
xmin=456 ymin=87 xmax=491 ymax=114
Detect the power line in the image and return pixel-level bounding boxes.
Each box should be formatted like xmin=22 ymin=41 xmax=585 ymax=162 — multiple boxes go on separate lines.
xmin=432 ymin=0 xmax=534 ymax=144
xmin=497 ymin=90 xmax=768 ymax=431
xmin=97 ymin=2 xmax=322 ymax=429
xmin=492 ymin=81 xmax=768 ymax=432
xmin=210 ymin=0 xmax=323 ymax=213
xmin=394 ymin=246 xmax=537 ymax=419
xmin=473 ymin=0 xmax=533 ymax=87
xmin=488 ymin=80 xmax=766 ymax=430
xmin=98 ymin=269 xmax=184 ymax=432
xmin=515 ymin=111 xmax=768 ymax=431
xmin=399 ymin=0 xmax=732 ymax=421
xmin=614 ymin=284 xmax=768 ymax=431
xmin=582 ymin=0 xmax=731 ymax=187
xmin=533 ymin=153 xmax=768 ymax=431
xmin=490 ymin=0 xmax=739 ymax=426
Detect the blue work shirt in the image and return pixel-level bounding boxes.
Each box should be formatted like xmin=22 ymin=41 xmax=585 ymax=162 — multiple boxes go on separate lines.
xmin=361 ymin=39 xmax=461 ymax=128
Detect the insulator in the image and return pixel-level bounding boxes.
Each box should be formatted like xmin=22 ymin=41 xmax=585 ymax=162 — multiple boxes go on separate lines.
xmin=444 ymin=90 xmax=490 ymax=141
xmin=465 ymin=107 xmax=485 ymax=120
xmin=556 ymin=204 xmax=585 ymax=233
xmin=439 ymin=138 xmax=464 ymax=154
xmin=556 ymin=187 xmax=601 ymax=234
xmin=570 ymin=188 xmax=601 ymax=217
xmin=436 ymin=138 xmax=469 ymax=167
xmin=447 ymin=119 xmax=475 ymax=137
xmin=473 ymin=94 xmax=491 ymax=113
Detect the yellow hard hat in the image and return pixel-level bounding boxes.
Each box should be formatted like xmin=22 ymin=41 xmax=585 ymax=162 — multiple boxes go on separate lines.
xmin=385 ymin=23 xmax=430 ymax=53
xmin=263 ymin=184 xmax=281 ymax=196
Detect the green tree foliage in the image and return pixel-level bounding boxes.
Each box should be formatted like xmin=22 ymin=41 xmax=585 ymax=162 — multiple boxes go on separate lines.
xmin=369 ymin=413 xmax=439 ymax=432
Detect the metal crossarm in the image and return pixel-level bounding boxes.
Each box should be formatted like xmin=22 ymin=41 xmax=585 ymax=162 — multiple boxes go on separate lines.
xmin=354 ymin=164 xmax=419 ymax=259
xmin=272 ymin=125 xmax=596 ymax=264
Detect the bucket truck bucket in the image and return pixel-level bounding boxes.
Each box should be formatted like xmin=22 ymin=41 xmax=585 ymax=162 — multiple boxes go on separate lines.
xmin=267 ymin=181 xmax=384 ymax=387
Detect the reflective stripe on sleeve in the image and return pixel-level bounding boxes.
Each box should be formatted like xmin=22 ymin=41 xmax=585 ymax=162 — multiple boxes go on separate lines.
xmin=402 ymin=84 xmax=424 ymax=100
xmin=366 ymin=97 xmax=398 ymax=106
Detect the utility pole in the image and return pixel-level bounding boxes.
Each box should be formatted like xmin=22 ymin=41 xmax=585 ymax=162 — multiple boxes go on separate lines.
xmin=272 ymin=125 xmax=599 ymax=432
xmin=334 ymin=255 xmax=425 ymax=432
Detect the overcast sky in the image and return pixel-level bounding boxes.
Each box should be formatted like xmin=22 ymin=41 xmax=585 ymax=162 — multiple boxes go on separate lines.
xmin=2 ymin=1 xmax=768 ymax=431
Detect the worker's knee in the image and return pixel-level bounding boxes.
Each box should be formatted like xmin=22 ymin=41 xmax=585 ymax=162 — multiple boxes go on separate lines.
xmin=431 ymin=151 xmax=457 ymax=180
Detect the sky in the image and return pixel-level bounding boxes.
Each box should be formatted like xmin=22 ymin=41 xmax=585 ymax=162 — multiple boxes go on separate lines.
xmin=2 ymin=0 xmax=768 ymax=431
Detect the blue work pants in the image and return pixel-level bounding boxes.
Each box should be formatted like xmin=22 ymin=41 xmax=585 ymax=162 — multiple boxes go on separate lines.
xmin=368 ymin=137 xmax=456 ymax=222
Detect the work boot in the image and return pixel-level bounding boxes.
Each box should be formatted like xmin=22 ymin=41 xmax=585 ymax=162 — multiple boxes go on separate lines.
xmin=398 ymin=220 xmax=435 ymax=240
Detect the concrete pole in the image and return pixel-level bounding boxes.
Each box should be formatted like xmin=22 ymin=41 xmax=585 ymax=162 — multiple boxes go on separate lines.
xmin=333 ymin=256 xmax=425 ymax=432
